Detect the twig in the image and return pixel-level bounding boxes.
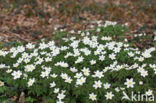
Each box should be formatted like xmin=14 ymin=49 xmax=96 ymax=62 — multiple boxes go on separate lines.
xmin=5 ymin=31 xmax=31 ymax=43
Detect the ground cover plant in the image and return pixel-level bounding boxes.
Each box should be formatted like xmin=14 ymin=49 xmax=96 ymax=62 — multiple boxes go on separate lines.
xmin=0 ymin=21 xmax=156 ymax=103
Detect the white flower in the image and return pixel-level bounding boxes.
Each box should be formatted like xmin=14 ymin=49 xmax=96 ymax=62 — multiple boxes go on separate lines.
xmin=23 ymin=73 xmax=28 ymax=79
xmin=146 ymin=89 xmax=153 ymax=96
xmin=51 ymin=73 xmax=58 ymax=78
xmin=17 ymin=58 xmax=23 ymax=63
xmin=140 ymin=70 xmax=148 ymax=77
xmin=128 ymin=52 xmax=134 ymax=57
xmin=70 ymin=30 xmax=75 ymax=34
xmin=113 ymin=47 xmax=121 ymax=53
xmin=86 ymin=32 xmax=90 ymax=36
xmin=115 ymin=87 xmax=120 ymax=92
xmin=97 ymin=20 xmax=102 ymax=24
xmin=70 ymin=67 xmax=78 ymax=73
xmin=6 ymin=69 xmax=12 ymax=73
xmin=89 ymin=93 xmax=97 ymax=101
xmin=43 ymin=67 xmax=52 ymax=72
xmin=81 ymin=32 xmax=85 ymax=36
xmin=154 ymin=69 xmax=156 ymax=74
xmin=80 ymin=48 xmax=91 ymax=56
xmin=0 ymin=81 xmax=4 ymax=86
xmin=41 ymin=71 xmax=50 ymax=78
xmin=57 ymin=93 xmax=65 ymax=100
xmin=61 ymin=90 xmax=66 ymax=94
xmin=75 ymin=56 xmax=84 ymax=64
xmin=132 ymin=63 xmax=139 ymax=69
xmin=61 ymin=73 xmax=68 ymax=80
xmin=107 ymin=42 xmax=115 ymax=50
xmin=104 ymin=21 xmax=117 ymax=27
xmin=142 ymin=51 xmax=151 ymax=58
xmin=22 ymin=52 xmax=29 ymax=58
xmin=35 ymin=58 xmax=44 ymax=65
xmin=82 ymin=67 xmax=90 ymax=76
xmin=90 ymin=60 xmax=96 ymax=65
xmin=137 ymin=67 xmax=144 ymax=73
xmin=124 ymin=78 xmax=135 ymax=88
xmin=76 ymin=77 xmax=86 ymax=86
xmin=55 ymin=62 xmax=69 ymax=68
xmin=50 ymin=82 xmax=56 ymax=88
xmin=0 ymin=64 xmax=6 ymax=68
xmin=124 ymin=39 xmax=128 ymax=42
xmin=149 ymin=64 xmax=156 ymax=68
xmin=28 ymin=78 xmax=35 ymax=87
xmin=154 ymin=36 xmax=156 ymax=41
xmin=101 ymin=36 xmax=112 ymax=41
xmin=78 ymin=30 xmax=81 ymax=34
xmin=105 ymin=92 xmax=114 ymax=100
xmin=73 ymin=49 xmax=80 ymax=56
xmin=54 ymin=88 xmax=60 ymax=94
xmin=74 ymin=72 xmax=83 ymax=79
xmin=64 ymin=52 xmax=73 ymax=58
xmin=24 ymin=58 xmax=30 ymax=63
xmin=103 ymin=67 xmax=109 ymax=72
xmin=39 ymin=42 xmax=48 ymax=50
xmin=52 ymin=48 xmax=60 ymax=56
xmin=45 ymin=57 xmax=52 ymax=62
xmin=94 ymin=50 xmax=100 ymax=55
xmin=17 ymin=46 xmax=25 ymax=53
xmin=11 ymin=70 xmax=22 ymax=79
xmin=96 ymin=28 xmax=101 ymax=32
xmin=0 ymin=50 xmax=4 ymax=56
xmin=120 ymin=87 xmax=125 ymax=90
xmin=104 ymin=83 xmax=111 ymax=89
xmin=65 ymin=77 xmax=72 ymax=84
xmin=93 ymin=80 xmax=102 ymax=89
xmin=99 ymin=55 xmax=105 ymax=61
xmin=93 ymin=70 xmax=104 ymax=78
xmin=25 ymin=65 xmax=35 ymax=72
xmin=70 ymin=41 xmax=79 ymax=48
xmin=109 ymin=53 xmax=116 ymax=60
xmin=139 ymin=81 xmax=143 ymax=85
xmin=138 ymin=57 xmax=144 ymax=62
xmin=26 ymin=43 xmax=35 ymax=49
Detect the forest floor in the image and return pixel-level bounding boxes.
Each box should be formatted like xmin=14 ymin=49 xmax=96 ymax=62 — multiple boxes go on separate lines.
xmin=0 ymin=0 xmax=156 ymax=45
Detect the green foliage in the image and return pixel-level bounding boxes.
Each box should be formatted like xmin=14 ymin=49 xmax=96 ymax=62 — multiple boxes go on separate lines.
xmin=25 ymin=97 xmax=37 ymax=103
xmin=0 ymin=22 xmax=156 ymax=102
